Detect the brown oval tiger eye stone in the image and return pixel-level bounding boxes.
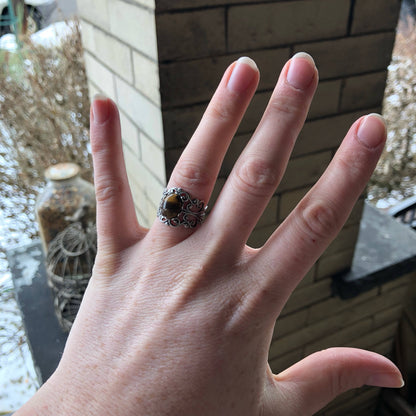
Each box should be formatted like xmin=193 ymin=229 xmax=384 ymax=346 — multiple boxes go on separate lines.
xmin=161 ymin=194 xmax=182 ymax=219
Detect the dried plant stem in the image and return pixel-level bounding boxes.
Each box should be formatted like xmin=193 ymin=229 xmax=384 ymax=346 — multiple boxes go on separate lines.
xmin=0 ymin=19 xmax=92 ymax=238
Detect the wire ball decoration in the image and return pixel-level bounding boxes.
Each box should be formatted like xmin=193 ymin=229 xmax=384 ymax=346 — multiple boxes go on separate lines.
xmin=46 ymin=221 xmax=97 ymax=332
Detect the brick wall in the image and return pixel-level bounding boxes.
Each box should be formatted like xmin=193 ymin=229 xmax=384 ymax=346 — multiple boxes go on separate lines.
xmin=156 ymin=0 xmax=399 ymax=271
xmin=77 ymin=0 xmax=401 ymax=232
xmin=77 ymin=1 xmax=405 ymax=414
xmin=77 ymin=0 xmax=165 ymax=226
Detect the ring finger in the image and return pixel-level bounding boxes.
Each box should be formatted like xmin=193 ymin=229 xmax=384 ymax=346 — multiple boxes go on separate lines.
xmin=152 ymin=57 xmax=259 ymax=243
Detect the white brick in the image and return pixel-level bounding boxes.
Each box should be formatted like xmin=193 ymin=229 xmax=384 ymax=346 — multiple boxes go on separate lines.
xmin=108 ymin=0 xmax=158 ymax=59
xmin=87 ymin=81 xmax=100 ymax=102
xmin=84 ymin=52 xmax=116 ymax=101
xmin=119 ymin=111 xmax=141 ymax=157
xmin=130 ymin=0 xmax=155 ymax=9
xmin=132 ymin=159 xmax=165 ymax=207
xmin=77 ymin=0 xmax=110 ymax=30
xmin=80 ymin=22 xmax=133 ymax=84
xmin=132 ymin=51 xmax=160 ymax=106
xmin=140 ymin=132 xmax=166 ymax=183
xmin=123 ymin=143 xmax=142 ymax=205
xmin=115 ymin=77 xmax=164 ymax=147
xmin=136 ymin=207 xmax=149 ymax=228
xmin=79 ymin=20 xmax=96 ymax=52
xmin=124 ymin=156 xmax=164 ymax=221
xmin=145 ymin=198 xmax=159 ymax=227
xmin=92 ymin=29 xmax=133 ymax=84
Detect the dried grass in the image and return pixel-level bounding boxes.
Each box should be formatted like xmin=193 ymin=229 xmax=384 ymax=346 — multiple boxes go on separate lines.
xmin=0 ymin=19 xmax=91 ymax=238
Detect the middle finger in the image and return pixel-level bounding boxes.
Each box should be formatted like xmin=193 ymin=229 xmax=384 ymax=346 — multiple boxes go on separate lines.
xmin=211 ymin=53 xmax=318 ymax=248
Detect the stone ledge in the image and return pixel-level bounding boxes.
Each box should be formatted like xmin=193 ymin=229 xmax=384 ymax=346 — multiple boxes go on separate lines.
xmin=333 ymin=203 xmax=416 ymax=299
xmin=7 ymin=242 xmax=67 ymax=383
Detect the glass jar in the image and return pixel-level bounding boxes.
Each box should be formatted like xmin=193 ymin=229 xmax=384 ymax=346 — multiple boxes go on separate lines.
xmin=35 ymin=163 xmax=96 ymax=254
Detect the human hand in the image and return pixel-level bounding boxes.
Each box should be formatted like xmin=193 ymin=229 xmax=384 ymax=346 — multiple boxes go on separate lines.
xmin=16 ymin=53 xmax=403 ymax=416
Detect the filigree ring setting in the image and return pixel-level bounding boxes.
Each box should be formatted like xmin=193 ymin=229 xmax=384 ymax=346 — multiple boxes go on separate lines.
xmin=157 ymin=187 xmax=207 ymax=228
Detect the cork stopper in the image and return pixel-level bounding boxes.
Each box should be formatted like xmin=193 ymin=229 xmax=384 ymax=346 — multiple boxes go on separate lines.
xmin=45 ymin=163 xmax=80 ymax=181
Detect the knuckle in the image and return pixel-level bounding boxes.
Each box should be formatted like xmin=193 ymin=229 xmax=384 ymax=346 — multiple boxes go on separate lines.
xmin=94 ymin=176 xmax=124 ymax=205
xmin=91 ymin=131 xmax=111 ymax=156
xmin=206 ymin=98 xmax=234 ymax=124
xmin=335 ymin=151 xmax=363 ymax=182
xmin=233 ymin=158 xmax=278 ymax=198
xmin=298 ymin=199 xmax=341 ymax=243
xmin=268 ymin=94 xmax=302 ymax=118
xmin=174 ymin=159 xmax=211 ymax=190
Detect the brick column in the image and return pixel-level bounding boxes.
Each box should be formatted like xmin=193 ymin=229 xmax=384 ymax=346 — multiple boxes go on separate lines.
xmin=156 ymin=0 xmax=400 ymax=276
xmin=77 ymin=0 xmax=165 ymax=225
xmin=77 ymin=0 xmax=400 ymax=292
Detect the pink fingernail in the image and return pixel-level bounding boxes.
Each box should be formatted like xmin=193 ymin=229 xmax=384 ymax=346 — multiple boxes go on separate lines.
xmin=366 ymin=373 xmax=405 ymax=388
xmin=286 ymin=52 xmax=316 ymax=90
xmin=227 ymin=56 xmax=259 ymax=93
xmin=92 ymin=94 xmax=110 ymax=124
xmin=356 ymin=114 xmax=386 ymax=149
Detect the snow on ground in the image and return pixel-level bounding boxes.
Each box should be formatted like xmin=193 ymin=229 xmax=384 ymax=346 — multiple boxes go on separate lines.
xmin=0 ymin=20 xmax=76 ymax=51
xmin=0 ymin=129 xmax=38 ymax=412
xmin=0 ymin=214 xmax=38 ymax=413
xmin=0 ymin=21 xmax=76 ymax=413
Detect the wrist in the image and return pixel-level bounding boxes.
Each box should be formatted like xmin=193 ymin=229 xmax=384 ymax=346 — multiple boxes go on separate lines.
xmin=14 ymin=374 xmax=64 ymax=416
xmin=14 ymin=369 xmax=86 ymax=416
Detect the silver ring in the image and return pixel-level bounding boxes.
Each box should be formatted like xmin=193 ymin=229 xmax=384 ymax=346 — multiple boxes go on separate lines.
xmin=157 ymin=187 xmax=207 ymax=228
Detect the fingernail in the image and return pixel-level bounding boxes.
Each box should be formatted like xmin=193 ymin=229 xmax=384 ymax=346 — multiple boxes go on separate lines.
xmin=227 ymin=56 xmax=259 ymax=93
xmin=366 ymin=373 xmax=405 ymax=388
xmin=92 ymin=93 xmax=110 ymax=124
xmin=286 ymin=52 xmax=316 ymax=90
xmin=356 ymin=113 xmax=386 ymax=149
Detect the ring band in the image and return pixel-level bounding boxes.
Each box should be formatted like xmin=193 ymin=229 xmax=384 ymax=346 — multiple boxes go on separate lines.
xmin=157 ymin=187 xmax=207 ymax=228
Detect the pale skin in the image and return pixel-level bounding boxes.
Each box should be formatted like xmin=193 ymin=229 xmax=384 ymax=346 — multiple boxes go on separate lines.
xmin=15 ymin=53 xmax=403 ymax=416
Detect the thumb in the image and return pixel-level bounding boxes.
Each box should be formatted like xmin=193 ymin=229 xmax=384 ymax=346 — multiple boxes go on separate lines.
xmin=271 ymin=347 xmax=403 ymax=415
